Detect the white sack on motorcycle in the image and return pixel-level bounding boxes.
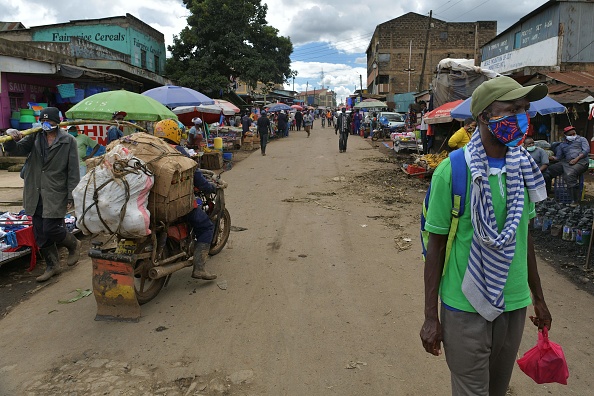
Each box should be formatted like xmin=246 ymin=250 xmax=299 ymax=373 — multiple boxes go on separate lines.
xmin=73 ymin=145 xmax=154 ymax=237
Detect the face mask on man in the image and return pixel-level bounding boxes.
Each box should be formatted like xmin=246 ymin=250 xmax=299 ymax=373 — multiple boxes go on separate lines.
xmin=41 ymin=121 xmax=58 ymax=132
xmin=566 ymin=135 xmax=577 ymax=141
xmin=487 ymin=113 xmax=529 ymax=147
xmin=526 ymin=146 xmax=536 ymax=152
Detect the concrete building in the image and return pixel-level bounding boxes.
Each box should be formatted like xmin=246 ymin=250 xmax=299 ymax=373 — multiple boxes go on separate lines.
xmin=0 ymin=14 xmax=172 ymax=130
xmin=295 ymin=89 xmax=337 ymax=108
xmin=480 ymin=0 xmax=594 ymax=141
xmin=366 ymin=12 xmax=497 ymax=106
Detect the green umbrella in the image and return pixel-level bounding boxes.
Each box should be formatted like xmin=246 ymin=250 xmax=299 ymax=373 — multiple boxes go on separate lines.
xmin=66 ymin=90 xmax=178 ymax=121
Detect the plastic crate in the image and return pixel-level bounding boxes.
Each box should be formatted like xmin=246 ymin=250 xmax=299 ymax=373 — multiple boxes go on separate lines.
xmin=553 ymin=175 xmax=584 ymax=203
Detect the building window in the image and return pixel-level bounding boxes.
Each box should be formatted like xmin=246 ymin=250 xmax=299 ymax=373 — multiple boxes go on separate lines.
xmin=154 ymin=55 xmax=160 ymax=74
xmin=9 ymin=93 xmax=23 ymax=111
xmin=141 ymin=49 xmax=147 ymax=69
xmin=514 ymin=32 xmax=521 ymax=49
xmin=378 ymin=75 xmax=390 ymax=84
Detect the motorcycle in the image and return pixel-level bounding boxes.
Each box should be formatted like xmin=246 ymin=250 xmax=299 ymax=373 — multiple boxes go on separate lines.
xmin=89 ymin=169 xmax=230 ymax=321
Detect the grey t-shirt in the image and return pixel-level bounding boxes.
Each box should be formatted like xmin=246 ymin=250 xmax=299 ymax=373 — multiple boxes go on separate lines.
xmin=529 ymin=146 xmax=550 ymax=167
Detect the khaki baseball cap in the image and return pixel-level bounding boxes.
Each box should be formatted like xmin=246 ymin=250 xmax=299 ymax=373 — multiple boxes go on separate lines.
xmin=470 ymin=76 xmax=548 ymax=118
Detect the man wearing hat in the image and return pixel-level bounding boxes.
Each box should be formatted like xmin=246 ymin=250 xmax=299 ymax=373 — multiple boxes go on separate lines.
xmin=187 ymin=117 xmax=203 ymax=149
xmin=106 ymin=111 xmax=126 ymax=144
xmin=421 ymin=77 xmax=552 ymax=395
xmin=543 ymin=125 xmax=589 ymax=206
xmin=5 ymin=107 xmax=82 ymax=282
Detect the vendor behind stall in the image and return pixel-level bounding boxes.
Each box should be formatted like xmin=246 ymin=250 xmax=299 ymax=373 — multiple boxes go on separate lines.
xmin=523 ymin=137 xmax=549 ymax=173
xmin=68 ymin=126 xmax=99 ymax=178
xmin=448 ymin=118 xmax=476 ymax=149
xmin=4 ymin=107 xmax=82 ymax=282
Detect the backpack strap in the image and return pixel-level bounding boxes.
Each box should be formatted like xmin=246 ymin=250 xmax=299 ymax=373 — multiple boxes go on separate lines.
xmin=443 ymin=148 xmax=467 ymax=273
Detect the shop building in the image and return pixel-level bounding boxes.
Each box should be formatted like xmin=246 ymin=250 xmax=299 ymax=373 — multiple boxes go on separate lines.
xmin=294 ymin=89 xmax=337 ymax=108
xmin=0 ymin=14 xmax=172 ymax=130
xmin=480 ymin=0 xmax=594 ymax=141
xmin=366 ymin=12 xmax=497 ymax=105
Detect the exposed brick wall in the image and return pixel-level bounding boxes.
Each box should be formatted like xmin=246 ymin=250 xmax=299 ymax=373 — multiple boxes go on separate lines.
xmin=368 ymin=13 xmax=497 ymax=94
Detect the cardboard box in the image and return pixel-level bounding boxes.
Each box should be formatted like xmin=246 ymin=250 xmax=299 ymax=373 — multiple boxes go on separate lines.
xmin=105 ymin=132 xmax=197 ymax=223
xmin=201 ymin=151 xmax=223 ymax=170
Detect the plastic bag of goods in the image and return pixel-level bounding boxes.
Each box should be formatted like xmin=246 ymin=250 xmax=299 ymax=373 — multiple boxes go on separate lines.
xmin=105 ymin=132 xmax=197 ymax=223
xmin=73 ymin=145 xmax=154 ymax=237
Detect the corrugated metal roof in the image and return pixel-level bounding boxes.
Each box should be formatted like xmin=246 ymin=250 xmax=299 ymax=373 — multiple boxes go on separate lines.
xmin=0 ymin=22 xmax=25 ymax=31
xmin=543 ymin=71 xmax=594 ymax=89
xmin=548 ymin=89 xmax=591 ymax=104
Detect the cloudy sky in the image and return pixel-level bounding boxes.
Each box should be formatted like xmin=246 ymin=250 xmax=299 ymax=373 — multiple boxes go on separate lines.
xmin=3 ymin=0 xmax=550 ymax=103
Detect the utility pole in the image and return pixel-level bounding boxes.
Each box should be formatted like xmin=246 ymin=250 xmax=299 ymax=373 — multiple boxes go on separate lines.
xmin=404 ymin=40 xmax=416 ymax=92
xmin=305 ymin=81 xmax=309 ymax=106
xmin=359 ymin=74 xmax=363 ymax=99
xmin=418 ymin=10 xmax=432 ymax=93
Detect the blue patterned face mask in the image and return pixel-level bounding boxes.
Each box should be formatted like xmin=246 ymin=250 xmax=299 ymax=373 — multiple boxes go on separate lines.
xmin=42 ymin=121 xmax=56 ymax=131
xmin=487 ymin=113 xmax=529 ymax=147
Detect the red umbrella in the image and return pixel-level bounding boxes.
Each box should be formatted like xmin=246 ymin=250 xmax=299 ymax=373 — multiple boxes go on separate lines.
xmin=291 ymin=104 xmax=303 ymax=110
xmin=423 ymin=99 xmax=465 ymax=125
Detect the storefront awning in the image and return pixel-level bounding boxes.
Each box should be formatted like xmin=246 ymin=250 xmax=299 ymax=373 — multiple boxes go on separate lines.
xmin=57 ymin=64 xmax=142 ymax=88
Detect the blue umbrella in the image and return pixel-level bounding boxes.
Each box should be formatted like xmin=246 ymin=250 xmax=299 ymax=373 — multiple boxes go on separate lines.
xmin=450 ymin=96 xmax=567 ymax=120
xmin=141 ymin=85 xmax=215 ymax=108
xmin=266 ymin=103 xmax=292 ymax=112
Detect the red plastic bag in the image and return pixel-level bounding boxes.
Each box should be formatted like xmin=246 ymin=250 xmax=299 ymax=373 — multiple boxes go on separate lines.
xmin=517 ymin=327 xmax=569 ymax=385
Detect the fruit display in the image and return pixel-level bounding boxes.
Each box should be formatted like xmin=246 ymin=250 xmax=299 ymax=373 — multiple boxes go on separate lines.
xmin=417 ymin=151 xmax=448 ymax=169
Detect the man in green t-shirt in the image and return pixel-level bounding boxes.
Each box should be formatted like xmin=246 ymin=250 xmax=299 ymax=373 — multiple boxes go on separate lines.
xmin=420 ymin=77 xmax=553 ymax=396
xmin=68 ymin=126 xmax=99 ymax=177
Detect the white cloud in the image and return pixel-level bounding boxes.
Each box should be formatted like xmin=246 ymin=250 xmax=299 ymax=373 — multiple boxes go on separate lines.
xmin=3 ymin=0 xmax=551 ymax=103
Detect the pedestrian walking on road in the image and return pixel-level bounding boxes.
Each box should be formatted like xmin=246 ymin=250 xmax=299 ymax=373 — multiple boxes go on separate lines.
xmin=420 ymin=76 xmax=552 ymax=396
xmin=257 ymin=111 xmax=272 ymax=155
xmin=295 ymin=110 xmax=303 ymax=131
xmin=5 ymin=107 xmax=82 ymax=282
xmin=69 ymin=126 xmax=99 ymax=178
xmin=336 ymin=108 xmax=349 ymax=152
xmin=277 ymin=111 xmax=288 ymax=138
xmin=303 ymin=111 xmax=313 ymax=137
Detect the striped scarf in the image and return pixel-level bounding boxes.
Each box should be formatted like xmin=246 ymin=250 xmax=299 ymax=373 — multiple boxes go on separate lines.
xmin=461 ymin=131 xmax=547 ymax=321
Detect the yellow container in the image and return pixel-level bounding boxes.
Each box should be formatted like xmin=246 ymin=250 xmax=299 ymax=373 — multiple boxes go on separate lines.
xmin=213 ymin=137 xmax=223 ymax=150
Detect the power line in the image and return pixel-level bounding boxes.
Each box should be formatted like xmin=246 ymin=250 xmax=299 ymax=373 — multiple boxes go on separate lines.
xmin=450 ymin=0 xmax=491 ymax=21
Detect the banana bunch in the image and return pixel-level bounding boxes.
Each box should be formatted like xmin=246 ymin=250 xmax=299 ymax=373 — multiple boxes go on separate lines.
xmin=421 ymin=151 xmax=449 ymax=169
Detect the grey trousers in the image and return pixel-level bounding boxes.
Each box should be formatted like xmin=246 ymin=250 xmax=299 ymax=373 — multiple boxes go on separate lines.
xmin=441 ymin=306 xmax=527 ymax=396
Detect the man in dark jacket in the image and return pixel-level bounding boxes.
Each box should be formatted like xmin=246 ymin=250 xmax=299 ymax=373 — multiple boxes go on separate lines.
xmin=294 ymin=110 xmax=303 ymax=131
xmin=335 ymin=108 xmax=350 ymax=153
xmin=5 ymin=107 xmax=81 ymax=282
xmin=257 ymin=111 xmax=272 ymax=156
xmin=241 ymin=113 xmax=251 ymax=140
xmin=277 ymin=111 xmax=288 ymax=138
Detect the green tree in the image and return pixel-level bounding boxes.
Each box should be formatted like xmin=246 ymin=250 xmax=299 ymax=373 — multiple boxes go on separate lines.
xmin=165 ymin=0 xmax=293 ymax=95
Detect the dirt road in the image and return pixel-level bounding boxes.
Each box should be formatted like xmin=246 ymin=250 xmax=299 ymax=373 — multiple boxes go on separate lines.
xmin=0 ymin=127 xmax=593 ymax=395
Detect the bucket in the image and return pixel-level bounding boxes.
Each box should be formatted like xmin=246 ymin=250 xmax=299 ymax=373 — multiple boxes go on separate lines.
xmin=577 ymin=229 xmax=591 ymax=246
xmin=11 ymin=111 xmax=20 ymax=119
xmin=20 ymin=109 xmax=34 ymax=116
xmin=562 ymin=225 xmax=572 ymax=241
xmin=550 ymin=224 xmax=562 ymax=237
xmin=213 ymin=137 xmax=223 ymax=151
xmin=222 ymin=152 xmax=233 ymax=161
xmin=10 ymin=119 xmax=20 ymax=129
xmin=19 ymin=122 xmax=33 ymax=130
xmin=19 ymin=114 xmax=36 ymax=124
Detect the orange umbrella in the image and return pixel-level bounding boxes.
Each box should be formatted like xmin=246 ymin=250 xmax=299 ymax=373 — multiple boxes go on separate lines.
xmin=423 ymin=99 xmax=464 ymax=125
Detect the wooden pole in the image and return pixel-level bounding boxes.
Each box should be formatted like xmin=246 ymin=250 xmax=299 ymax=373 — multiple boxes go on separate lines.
xmin=585 ymin=217 xmax=594 ymax=269
xmin=418 ymin=10 xmax=433 ymax=93
xmin=0 ymin=120 xmax=145 ymax=144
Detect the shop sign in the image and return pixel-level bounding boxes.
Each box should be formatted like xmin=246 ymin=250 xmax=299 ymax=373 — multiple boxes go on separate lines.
xmin=8 ymin=82 xmax=46 ymax=94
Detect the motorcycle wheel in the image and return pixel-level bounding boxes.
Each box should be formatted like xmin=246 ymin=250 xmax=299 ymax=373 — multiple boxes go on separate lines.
xmin=371 ymin=133 xmax=378 ymax=141
xmin=133 ymin=258 xmax=166 ymax=305
xmin=209 ymin=208 xmax=231 ymax=256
